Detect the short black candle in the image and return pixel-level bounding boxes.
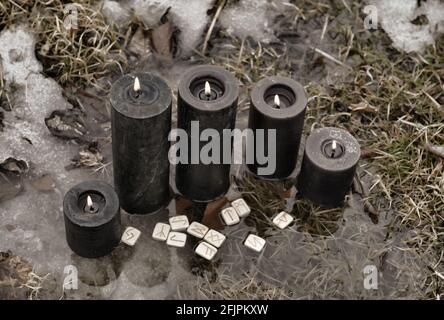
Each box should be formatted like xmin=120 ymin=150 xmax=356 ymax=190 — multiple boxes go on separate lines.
xmin=297 ymin=127 xmax=361 ymax=208
xmin=247 ymin=76 xmax=307 ymax=180
xmin=63 ymin=181 xmax=121 ymax=258
xmin=175 ymin=65 xmax=239 ymax=202
xmin=110 ymin=72 xmax=172 ymax=214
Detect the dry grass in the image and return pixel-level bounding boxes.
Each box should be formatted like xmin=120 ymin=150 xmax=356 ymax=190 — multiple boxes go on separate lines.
xmin=0 ymin=0 xmax=126 ymax=89
xmin=192 ymin=0 xmax=443 ymax=299
xmin=179 ymin=272 xmax=292 ymax=300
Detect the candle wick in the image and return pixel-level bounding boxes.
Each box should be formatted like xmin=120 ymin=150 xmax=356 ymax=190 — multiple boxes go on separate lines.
xmin=204 ymin=81 xmax=211 ymax=96
xmin=274 ymin=94 xmax=280 ymax=108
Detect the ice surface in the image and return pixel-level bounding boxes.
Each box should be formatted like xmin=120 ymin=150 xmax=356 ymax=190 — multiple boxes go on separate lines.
xmin=0 ymin=25 xmax=98 ymax=285
xmin=0 ymin=26 xmax=191 ymax=299
xmin=368 ymin=0 xmax=444 ymax=53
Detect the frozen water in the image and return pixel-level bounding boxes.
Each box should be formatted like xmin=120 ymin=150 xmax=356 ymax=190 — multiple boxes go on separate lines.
xmin=0 ymin=26 xmax=192 ymax=299
xmin=368 ymin=0 xmax=444 ymax=53
xmin=0 ymin=26 xmax=72 ymax=168
xmin=0 ymin=25 xmax=105 ymax=291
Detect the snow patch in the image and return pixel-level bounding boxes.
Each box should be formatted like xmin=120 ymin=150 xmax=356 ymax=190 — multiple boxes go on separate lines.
xmin=368 ymin=0 xmax=444 ymax=53
xmin=219 ymin=0 xmax=281 ymax=43
xmin=102 ymin=0 xmax=214 ymax=54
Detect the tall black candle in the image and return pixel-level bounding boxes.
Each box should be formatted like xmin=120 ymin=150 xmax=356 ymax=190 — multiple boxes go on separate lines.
xmin=63 ymin=181 xmax=121 ymax=258
xmin=175 ymin=65 xmax=238 ymax=202
xmin=297 ymin=127 xmax=360 ymax=208
xmin=110 ymin=72 xmax=172 ymax=214
xmin=247 ymin=76 xmax=307 ymax=180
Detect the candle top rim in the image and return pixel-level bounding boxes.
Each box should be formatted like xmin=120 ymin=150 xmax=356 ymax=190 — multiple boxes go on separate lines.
xmin=63 ymin=180 xmax=119 ymax=227
xmin=305 ymin=127 xmax=361 ymax=172
xmin=251 ymin=76 xmax=307 ymax=119
xmin=110 ymin=72 xmax=172 ymax=119
xmin=178 ymin=65 xmax=238 ymax=112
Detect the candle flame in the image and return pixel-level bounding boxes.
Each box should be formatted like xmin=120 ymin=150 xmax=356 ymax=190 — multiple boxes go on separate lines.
xmin=332 ymin=140 xmax=337 ymax=151
xmin=87 ymin=195 xmax=93 ymax=208
xmin=134 ymin=77 xmax=141 ymax=92
xmin=274 ymin=94 xmax=280 ymax=107
xmin=205 ymin=81 xmax=211 ymax=96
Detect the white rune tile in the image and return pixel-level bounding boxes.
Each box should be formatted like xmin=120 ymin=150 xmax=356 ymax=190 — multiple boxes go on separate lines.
xmin=152 ymin=223 xmax=171 ymax=241
xmin=166 ymin=231 xmax=187 ymax=248
xmin=272 ymin=211 xmax=294 ymax=230
xmin=244 ymin=234 xmax=266 ymax=253
xmin=169 ymin=215 xmax=190 ymax=231
xmin=121 ymin=226 xmax=141 ymax=246
xmin=221 ymin=207 xmax=240 ymax=226
xmin=187 ymin=221 xmax=209 ymax=239
xmin=203 ymin=229 xmax=226 ymax=248
xmin=231 ymin=198 xmax=251 ymax=218
xmin=195 ymin=242 xmax=218 ymax=261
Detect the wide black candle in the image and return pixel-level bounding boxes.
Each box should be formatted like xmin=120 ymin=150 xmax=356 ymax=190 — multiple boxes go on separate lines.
xmin=110 ymin=72 xmax=172 ymax=214
xmin=175 ymin=65 xmax=238 ymax=202
xmin=63 ymin=180 xmax=121 ymax=258
xmin=297 ymin=127 xmax=360 ymax=208
xmin=247 ymin=76 xmax=307 ymax=180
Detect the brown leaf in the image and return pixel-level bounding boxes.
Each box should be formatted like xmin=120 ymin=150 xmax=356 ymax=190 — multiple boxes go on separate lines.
xmin=0 ymin=158 xmax=28 ymax=175
xmin=0 ymin=251 xmax=32 ymax=299
xmin=5 ymin=225 xmax=16 ymax=232
xmin=202 ymin=197 xmax=228 ymax=230
xmin=175 ymin=197 xmax=194 ymax=215
xmin=149 ymin=14 xmax=175 ymax=60
xmin=31 ymin=175 xmax=55 ymax=192
xmin=281 ymin=187 xmax=293 ymax=200
xmin=67 ymin=142 xmax=103 ymax=169
xmin=44 ymin=109 xmax=87 ymax=142
xmin=0 ymin=179 xmax=22 ymax=203
xmin=360 ymin=148 xmax=379 ymax=159
xmin=128 ymin=27 xmax=151 ymax=57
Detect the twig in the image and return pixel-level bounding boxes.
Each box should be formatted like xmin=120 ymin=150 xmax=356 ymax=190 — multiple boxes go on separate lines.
xmin=310 ymin=46 xmax=352 ymax=70
xmin=202 ymin=0 xmax=226 ymax=55
xmin=320 ymin=14 xmax=329 ymax=42
xmin=424 ymin=143 xmax=444 ymax=159
xmin=423 ymin=90 xmax=444 ymax=117
xmin=341 ymin=0 xmax=352 ymax=14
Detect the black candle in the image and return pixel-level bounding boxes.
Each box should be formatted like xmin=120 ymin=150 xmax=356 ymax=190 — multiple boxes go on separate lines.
xmin=247 ymin=76 xmax=307 ymax=180
xmin=297 ymin=127 xmax=360 ymax=208
xmin=110 ymin=72 xmax=172 ymax=214
xmin=63 ymin=181 xmax=121 ymax=258
xmin=175 ymin=65 xmax=238 ymax=202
